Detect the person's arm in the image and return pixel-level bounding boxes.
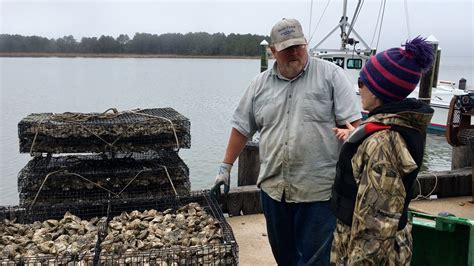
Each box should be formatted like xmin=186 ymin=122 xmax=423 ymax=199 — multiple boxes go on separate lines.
xmin=213 ymin=75 xmax=257 ymax=196
xmin=211 ymin=128 xmax=249 ymax=197
xmin=333 ymin=120 xmax=360 ymax=141
xmin=350 ymin=119 xmax=361 ymax=128
xmin=347 ymin=131 xmax=417 ymax=265
xmin=223 ymin=128 xmax=249 ymax=164
xmin=332 ymin=67 xmax=363 ymax=129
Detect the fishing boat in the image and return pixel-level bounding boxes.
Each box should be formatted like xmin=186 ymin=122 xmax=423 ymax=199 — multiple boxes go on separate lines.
xmin=309 ymin=0 xmax=468 ymax=133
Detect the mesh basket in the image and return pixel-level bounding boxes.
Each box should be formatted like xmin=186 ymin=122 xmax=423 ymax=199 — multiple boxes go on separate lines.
xmin=18 ymin=108 xmax=191 ymax=154
xmin=0 ymin=203 xmax=107 ymax=265
xmin=19 ymin=180 xmax=191 ymax=206
xmin=18 ymin=152 xmax=189 ymax=192
xmin=17 ymin=152 xmax=190 ymax=207
xmin=0 ymin=191 xmax=238 ymax=265
xmin=98 ymin=191 xmax=238 ymax=265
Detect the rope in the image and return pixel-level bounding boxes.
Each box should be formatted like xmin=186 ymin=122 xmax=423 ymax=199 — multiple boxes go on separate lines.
xmin=116 ymin=157 xmax=180 ymax=198
xmin=374 ymin=0 xmax=386 ymax=51
xmin=117 ymin=168 xmax=150 ymax=196
xmin=128 ymin=110 xmax=180 ymax=151
xmin=370 ymin=0 xmax=385 ymax=48
xmin=31 ymin=108 xmax=181 ymax=153
xmin=404 ymin=0 xmax=411 ymax=39
xmin=51 ymin=108 xmax=120 ymax=122
xmin=29 ymin=116 xmax=47 ymax=156
xmin=158 ymin=164 xmax=178 ymax=197
xmin=29 ymin=169 xmax=64 ymax=210
xmin=68 ymin=121 xmax=116 ymax=147
xmin=413 ymin=172 xmax=438 ymax=201
xmin=28 ymin=162 xmax=181 ymax=208
xmin=30 ymin=109 xmax=122 ymax=154
xmin=106 ymin=162 xmax=179 ymax=198
xmin=102 ymin=108 xmax=119 ymax=115
xmin=29 ymin=169 xmax=120 ymax=210
xmin=347 ymin=0 xmax=364 ymax=40
xmin=308 ymin=0 xmax=331 ymax=45
xmin=308 ymin=0 xmax=313 ymax=42
xmin=63 ymin=172 xmax=119 ymax=197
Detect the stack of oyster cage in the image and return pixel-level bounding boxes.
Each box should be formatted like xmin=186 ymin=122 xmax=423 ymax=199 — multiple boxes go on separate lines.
xmin=17 ymin=108 xmax=191 ymax=207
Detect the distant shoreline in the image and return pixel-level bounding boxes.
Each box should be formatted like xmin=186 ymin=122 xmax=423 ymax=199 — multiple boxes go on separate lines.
xmin=0 ymin=52 xmax=261 ymax=59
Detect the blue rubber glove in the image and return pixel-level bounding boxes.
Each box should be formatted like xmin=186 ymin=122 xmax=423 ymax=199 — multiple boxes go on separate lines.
xmin=210 ymin=163 xmax=232 ymax=200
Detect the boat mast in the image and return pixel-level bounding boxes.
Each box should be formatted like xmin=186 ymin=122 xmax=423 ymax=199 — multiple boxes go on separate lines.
xmin=311 ymin=0 xmax=371 ymax=54
xmin=340 ymin=0 xmax=348 ymax=50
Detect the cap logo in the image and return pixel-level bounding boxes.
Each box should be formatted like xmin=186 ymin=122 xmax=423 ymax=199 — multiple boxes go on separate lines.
xmin=279 ymin=26 xmax=296 ymax=36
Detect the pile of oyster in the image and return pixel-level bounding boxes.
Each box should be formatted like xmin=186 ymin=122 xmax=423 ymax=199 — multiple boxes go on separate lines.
xmin=100 ymin=202 xmax=232 ymax=264
xmin=1 ymin=203 xmax=234 ymax=264
xmin=0 ymin=212 xmax=106 ymax=262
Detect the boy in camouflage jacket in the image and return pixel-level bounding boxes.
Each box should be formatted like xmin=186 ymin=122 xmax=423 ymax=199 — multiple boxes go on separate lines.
xmin=330 ymin=37 xmax=435 ymax=265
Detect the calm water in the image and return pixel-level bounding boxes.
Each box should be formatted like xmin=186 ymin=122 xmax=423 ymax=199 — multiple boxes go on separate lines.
xmin=0 ymin=56 xmax=472 ymax=205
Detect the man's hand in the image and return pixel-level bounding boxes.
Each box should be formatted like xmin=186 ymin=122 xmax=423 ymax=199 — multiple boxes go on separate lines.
xmin=332 ymin=121 xmax=356 ymax=141
xmin=210 ymin=163 xmax=232 ymax=200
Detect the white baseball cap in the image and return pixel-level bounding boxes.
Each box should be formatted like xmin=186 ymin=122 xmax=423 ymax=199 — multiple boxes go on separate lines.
xmin=270 ymin=18 xmax=307 ymax=51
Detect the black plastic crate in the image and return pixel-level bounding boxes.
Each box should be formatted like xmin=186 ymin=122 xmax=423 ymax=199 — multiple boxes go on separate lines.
xmin=18 ymin=108 xmax=191 ymax=154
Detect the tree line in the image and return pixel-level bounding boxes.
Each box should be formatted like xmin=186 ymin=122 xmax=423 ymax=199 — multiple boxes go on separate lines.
xmin=0 ymin=32 xmax=270 ymax=56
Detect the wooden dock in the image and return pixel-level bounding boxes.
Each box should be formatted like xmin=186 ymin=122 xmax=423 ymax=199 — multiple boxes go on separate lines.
xmin=220 ymin=167 xmax=472 ymax=216
xmin=220 ymin=136 xmax=474 ymax=264
xmin=227 ymin=196 xmax=474 ymax=265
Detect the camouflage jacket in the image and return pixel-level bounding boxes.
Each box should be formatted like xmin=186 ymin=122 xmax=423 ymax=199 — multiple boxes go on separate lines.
xmin=331 ymin=99 xmax=433 ymax=266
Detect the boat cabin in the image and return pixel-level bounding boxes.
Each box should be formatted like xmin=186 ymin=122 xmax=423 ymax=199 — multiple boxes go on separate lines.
xmin=312 ymin=50 xmax=370 ymax=80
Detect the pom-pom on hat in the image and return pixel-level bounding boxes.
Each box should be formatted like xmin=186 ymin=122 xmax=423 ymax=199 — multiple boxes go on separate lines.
xmin=359 ymin=36 xmax=435 ymax=103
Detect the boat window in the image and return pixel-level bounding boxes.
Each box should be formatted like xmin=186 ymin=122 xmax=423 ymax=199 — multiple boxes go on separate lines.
xmin=333 ymin=57 xmax=344 ymax=68
xmin=323 ymin=58 xmax=333 ymax=62
xmin=347 ymin=59 xmax=363 ymax=69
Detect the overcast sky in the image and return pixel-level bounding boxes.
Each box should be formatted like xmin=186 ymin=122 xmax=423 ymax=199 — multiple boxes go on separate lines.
xmin=1 ymin=0 xmax=473 ymax=56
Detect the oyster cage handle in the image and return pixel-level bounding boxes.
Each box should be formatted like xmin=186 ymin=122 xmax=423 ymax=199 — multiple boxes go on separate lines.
xmin=103 ymin=107 xmax=118 ymax=114
xmin=93 ymin=197 xmax=112 ymax=265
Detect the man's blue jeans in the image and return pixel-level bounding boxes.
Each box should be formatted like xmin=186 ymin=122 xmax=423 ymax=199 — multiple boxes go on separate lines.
xmin=261 ymin=190 xmax=336 ymax=266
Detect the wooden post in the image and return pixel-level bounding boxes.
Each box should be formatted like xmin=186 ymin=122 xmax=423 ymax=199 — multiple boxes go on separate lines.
xmin=451 ymin=96 xmax=473 ymax=170
xmin=451 ymin=145 xmax=471 ymax=170
xmin=238 ymin=141 xmax=260 ymax=186
xmin=260 ymin=40 xmax=269 ymax=72
xmin=470 ymin=137 xmax=474 ymax=202
xmin=418 ymin=35 xmax=439 ymax=105
xmin=412 ymin=168 xmax=472 ymax=198
xmin=432 ymin=48 xmax=441 ymax=88
xmin=220 ymin=185 xmax=262 ymax=216
xmin=459 ymin=78 xmax=467 ymax=90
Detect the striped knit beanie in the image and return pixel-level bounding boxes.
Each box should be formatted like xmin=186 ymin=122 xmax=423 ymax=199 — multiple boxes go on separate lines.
xmin=359 ymin=36 xmax=435 ymax=103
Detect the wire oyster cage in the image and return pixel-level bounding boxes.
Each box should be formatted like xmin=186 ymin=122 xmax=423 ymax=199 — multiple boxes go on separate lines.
xmin=18 ymin=108 xmax=191 ymax=154
xmin=98 ymin=191 xmax=238 ymax=265
xmin=0 ymin=202 xmax=108 ymax=265
xmin=19 ymin=180 xmax=191 ymax=206
xmin=0 ymin=191 xmax=238 ymax=265
xmin=17 ymin=152 xmax=190 ymax=207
